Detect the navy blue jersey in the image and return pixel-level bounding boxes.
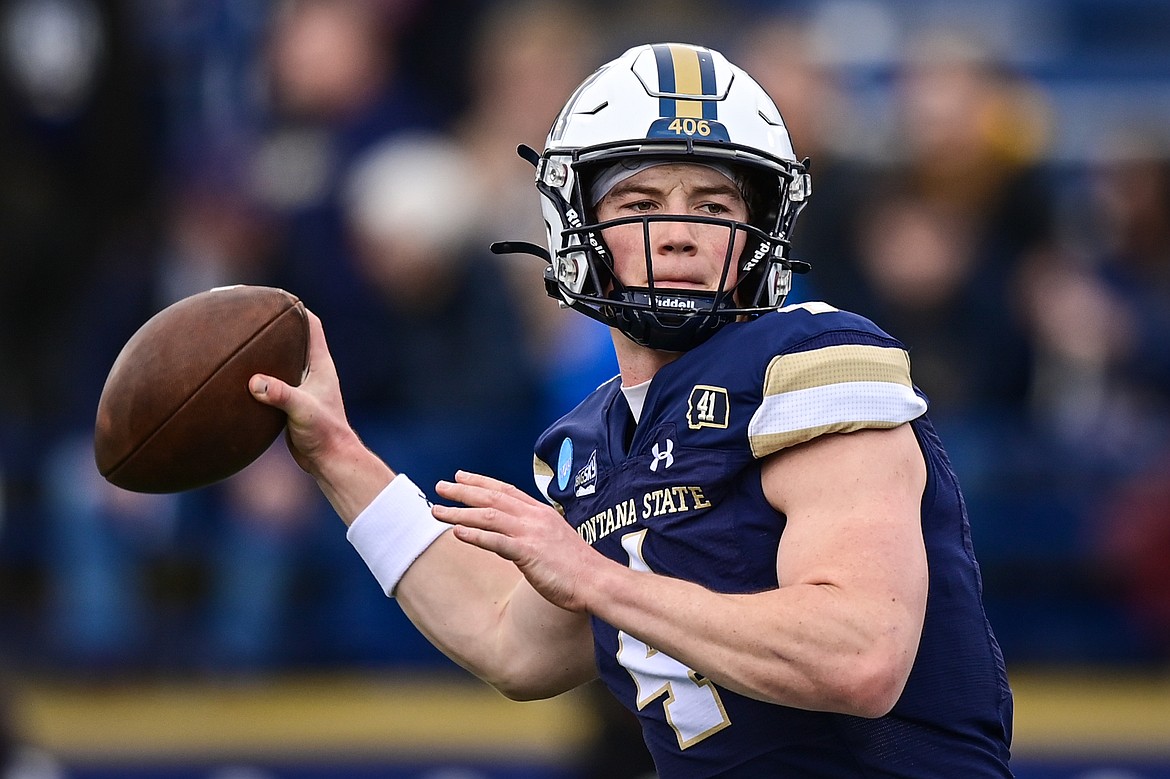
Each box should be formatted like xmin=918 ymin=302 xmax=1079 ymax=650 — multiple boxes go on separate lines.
xmin=533 ymin=303 xmax=1013 ymax=778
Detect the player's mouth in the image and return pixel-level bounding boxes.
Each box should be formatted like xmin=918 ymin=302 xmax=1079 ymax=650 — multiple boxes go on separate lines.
xmin=649 ymin=278 xmax=712 ymax=291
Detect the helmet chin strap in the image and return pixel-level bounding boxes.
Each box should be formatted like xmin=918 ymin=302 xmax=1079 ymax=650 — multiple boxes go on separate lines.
xmin=605 ymin=287 xmax=736 ymax=352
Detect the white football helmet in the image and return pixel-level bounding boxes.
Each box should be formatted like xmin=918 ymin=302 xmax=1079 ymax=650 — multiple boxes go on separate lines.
xmin=496 ymin=42 xmax=812 ymax=351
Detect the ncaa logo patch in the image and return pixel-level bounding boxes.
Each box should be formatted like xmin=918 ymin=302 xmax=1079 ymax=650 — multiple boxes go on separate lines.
xmin=557 ymin=437 xmax=574 ymax=491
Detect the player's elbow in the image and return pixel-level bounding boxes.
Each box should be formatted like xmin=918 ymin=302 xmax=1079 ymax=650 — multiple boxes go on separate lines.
xmin=492 ymin=680 xmax=545 ymax=702
xmin=475 ymin=619 xmax=595 ymax=702
xmin=480 ymin=653 xmax=586 ymax=702
xmin=497 ymin=683 xmax=563 ymax=702
xmin=832 ymin=646 xmax=914 ymax=718
xmin=486 ymin=671 xmax=571 ymax=702
xmin=841 ymin=666 xmax=905 ymax=718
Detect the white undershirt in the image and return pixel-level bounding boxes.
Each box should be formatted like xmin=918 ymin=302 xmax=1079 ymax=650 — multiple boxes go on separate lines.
xmin=620 ymin=380 xmax=651 ymax=424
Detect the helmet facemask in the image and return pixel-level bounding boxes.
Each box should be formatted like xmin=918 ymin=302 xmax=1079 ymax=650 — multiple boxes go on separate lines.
xmin=559 ymin=199 xmax=785 ymax=351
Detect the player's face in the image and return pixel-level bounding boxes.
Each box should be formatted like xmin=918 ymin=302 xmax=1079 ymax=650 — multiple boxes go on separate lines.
xmin=594 ymin=163 xmax=750 ymax=292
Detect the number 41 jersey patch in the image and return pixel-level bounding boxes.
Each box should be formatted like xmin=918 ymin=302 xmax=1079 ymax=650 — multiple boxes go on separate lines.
xmin=687 ymin=385 xmax=729 ymax=430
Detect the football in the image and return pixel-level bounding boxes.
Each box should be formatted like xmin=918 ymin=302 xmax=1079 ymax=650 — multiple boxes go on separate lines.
xmin=94 ymin=285 xmax=309 ymax=493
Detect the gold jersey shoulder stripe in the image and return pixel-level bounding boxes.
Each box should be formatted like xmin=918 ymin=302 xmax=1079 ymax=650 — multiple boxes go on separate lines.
xmin=749 ymin=343 xmax=927 ymax=458
xmin=762 ymin=343 xmax=914 ymax=397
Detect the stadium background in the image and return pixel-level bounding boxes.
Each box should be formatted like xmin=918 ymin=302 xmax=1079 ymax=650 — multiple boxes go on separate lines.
xmin=2 ymin=0 xmax=1170 ymax=776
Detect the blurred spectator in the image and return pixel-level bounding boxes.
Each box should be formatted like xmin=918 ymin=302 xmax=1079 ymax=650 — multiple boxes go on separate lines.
xmin=335 ymin=131 xmax=543 ymax=477
xmin=262 ymin=0 xmax=416 ymax=128
xmin=0 ymin=0 xmax=156 ymax=622
xmin=1019 ymin=129 xmax=1170 ymax=462
xmin=889 ymin=30 xmax=1055 ymax=265
xmin=835 ymin=30 xmax=1060 ymax=449
xmin=1026 ymin=128 xmax=1170 ymax=659
xmin=252 ymin=0 xmax=440 ymax=220
xmin=253 ymin=0 xmax=444 ymax=401
xmin=855 ymin=191 xmax=1033 ymax=415
xmin=854 ymin=30 xmax=1055 ymax=306
xmin=734 ymin=11 xmax=871 ymax=307
xmin=454 ymin=0 xmax=617 ymax=423
xmin=39 ymin=155 xmax=328 ymax=675
xmin=0 ymin=0 xmax=155 ymax=429
xmin=316 ymin=132 xmax=545 ymax=665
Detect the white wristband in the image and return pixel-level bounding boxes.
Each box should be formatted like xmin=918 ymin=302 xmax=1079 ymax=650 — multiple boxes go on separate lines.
xmin=346 ymin=473 xmax=450 ymax=597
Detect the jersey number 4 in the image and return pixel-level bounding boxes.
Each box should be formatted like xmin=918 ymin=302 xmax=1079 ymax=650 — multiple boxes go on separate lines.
xmin=616 ymin=530 xmax=732 ymax=749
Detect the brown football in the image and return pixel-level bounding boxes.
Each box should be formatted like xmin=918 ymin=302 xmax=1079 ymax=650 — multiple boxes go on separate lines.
xmin=94 ymin=285 xmax=309 ymax=493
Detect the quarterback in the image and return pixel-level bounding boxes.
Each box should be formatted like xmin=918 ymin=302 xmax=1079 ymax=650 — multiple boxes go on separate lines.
xmin=252 ymin=43 xmax=1013 ymax=777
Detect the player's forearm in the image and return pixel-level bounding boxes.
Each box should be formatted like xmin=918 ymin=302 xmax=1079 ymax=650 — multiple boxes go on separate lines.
xmin=396 ymin=535 xmax=595 ymax=699
xmin=305 ymin=430 xmax=397 ymax=525
xmin=583 ymin=564 xmax=917 ymax=717
xmin=321 ymin=458 xmax=560 ymax=688
xmin=315 ymin=452 xmax=593 ymax=698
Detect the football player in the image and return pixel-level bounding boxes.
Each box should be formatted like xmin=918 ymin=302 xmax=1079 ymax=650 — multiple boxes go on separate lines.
xmin=252 ymin=43 xmax=1013 ymax=777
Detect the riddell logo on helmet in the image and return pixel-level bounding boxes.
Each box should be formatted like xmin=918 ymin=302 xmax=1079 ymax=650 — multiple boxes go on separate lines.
xmin=566 ymin=207 xmax=609 ymax=259
xmin=740 ymin=240 xmax=773 ymax=274
xmin=657 ymin=296 xmax=697 ymax=310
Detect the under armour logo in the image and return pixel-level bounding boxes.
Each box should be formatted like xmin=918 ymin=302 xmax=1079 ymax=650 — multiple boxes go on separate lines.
xmin=650 ymin=439 xmax=675 ymax=472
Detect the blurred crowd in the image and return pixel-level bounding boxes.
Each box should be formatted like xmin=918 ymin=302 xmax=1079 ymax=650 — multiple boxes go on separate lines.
xmin=1 ymin=0 xmax=1169 ymax=691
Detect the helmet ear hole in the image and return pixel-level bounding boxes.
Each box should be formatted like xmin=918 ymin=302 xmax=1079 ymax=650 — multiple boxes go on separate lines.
xmin=738 ymin=168 xmax=783 ymax=231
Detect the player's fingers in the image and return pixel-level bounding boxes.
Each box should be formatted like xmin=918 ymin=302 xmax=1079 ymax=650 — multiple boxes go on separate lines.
xmin=305 ymin=308 xmax=326 ymax=344
xmin=431 ymin=502 xmax=494 ymax=528
xmin=435 ymin=478 xmax=532 ymax=516
xmin=303 ymin=309 xmax=329 ymax=368
xmin=431 ymin=504 xmax=522 ymax=552
xmin=450 ymin=523 xmax=517 ymax=560
xmin=451 ymin=470 xmax=544 ymax=507
xmin=250 ymin=373 xmax=293 ymax=410
xmin=434 ymin=479 xmax=496 ymax=511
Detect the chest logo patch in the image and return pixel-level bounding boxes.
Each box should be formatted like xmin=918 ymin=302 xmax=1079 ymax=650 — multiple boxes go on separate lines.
xmin=687 ymin=385 xmax=730 ymax=430
xmin=650 ymin=438 xmax=675 ymax=472
xmin=575 ymin=450 xmax=598 ymax=496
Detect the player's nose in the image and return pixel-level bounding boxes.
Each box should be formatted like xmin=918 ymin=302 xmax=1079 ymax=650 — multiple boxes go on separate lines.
xmin=650 ymin=218 xmax=699 ymax=256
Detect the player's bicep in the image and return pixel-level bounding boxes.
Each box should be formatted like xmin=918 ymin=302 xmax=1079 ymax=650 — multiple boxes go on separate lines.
xmin=761 ymin=425 xmax=928 ymax=605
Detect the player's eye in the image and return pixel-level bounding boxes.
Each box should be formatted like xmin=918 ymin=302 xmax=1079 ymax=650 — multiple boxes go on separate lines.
xmin=698 ymin=202 xmax=730 ymax=215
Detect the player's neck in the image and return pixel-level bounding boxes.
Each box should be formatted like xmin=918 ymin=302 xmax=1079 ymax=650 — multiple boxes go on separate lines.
xmin=611 ymin=329 xmax=682 ymax=387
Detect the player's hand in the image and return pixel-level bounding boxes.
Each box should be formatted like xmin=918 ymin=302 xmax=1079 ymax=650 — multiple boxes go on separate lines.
xmin=249 ymin=309 xmax=353 ymax=476
xmin=433 ymin=471 xmax=605 ymax=613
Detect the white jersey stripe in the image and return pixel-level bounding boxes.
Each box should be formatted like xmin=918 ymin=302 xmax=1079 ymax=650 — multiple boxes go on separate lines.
xmin=749 ymin=380 xmax=927 ymax=457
